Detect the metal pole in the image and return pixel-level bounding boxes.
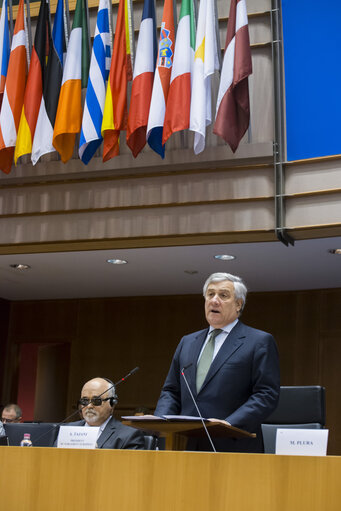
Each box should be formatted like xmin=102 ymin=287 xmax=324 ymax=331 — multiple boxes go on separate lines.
xmin=271 ymin=0 xmax=294 ymax=246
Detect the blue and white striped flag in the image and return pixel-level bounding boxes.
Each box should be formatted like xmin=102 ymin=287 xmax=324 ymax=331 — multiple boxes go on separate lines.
xmin=79 ymin=0 xmax=111 ymax=164
xmin=0 ymin=0 xmax=10 ymax=108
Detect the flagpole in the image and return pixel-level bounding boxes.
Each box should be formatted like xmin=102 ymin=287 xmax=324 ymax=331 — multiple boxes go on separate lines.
xmin=127 ymin=0 xmax=135 ymax=72
xmin=8 ymin=0 xmax=13 ymax=40
xmin=24 ymin=0 xmax=31 ymax=62
xmin=84 ymin=0 xmax=91 ymax=59
xmin=213 ymin=0 xmax=221 ymax=70
xmin=64 ymin=0 xmax=71 ymax=44
xmin=108 ymin=0 xmax=113 ymax=50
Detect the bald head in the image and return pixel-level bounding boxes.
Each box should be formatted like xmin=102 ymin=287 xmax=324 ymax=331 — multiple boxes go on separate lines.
xmin=80 ymin=378 xmax=116 ymax=427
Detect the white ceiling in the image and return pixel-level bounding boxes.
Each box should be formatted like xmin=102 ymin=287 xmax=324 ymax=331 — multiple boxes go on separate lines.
xmin=1 ymin=236 xmax=341 ymax=301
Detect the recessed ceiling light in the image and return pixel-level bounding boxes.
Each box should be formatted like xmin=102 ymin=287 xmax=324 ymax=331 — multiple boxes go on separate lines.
xmin=9 ymin=264 xmax=31 ymax=270
xmin=328 ymin=249 xmax=341 ymax=255
xmin=214 ymin=254 xmax=236 ymax=261
xmin=106 ymin=259 xmax=127 ymax=265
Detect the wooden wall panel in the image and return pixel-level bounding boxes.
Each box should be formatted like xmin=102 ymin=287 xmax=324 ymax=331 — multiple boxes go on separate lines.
xmin=3 ymin=288 xmax=341 ymax=453
xmin=67 ymin=296 xmax=207 ymax=413
xmin=8 ymin=300 xmax=79 ymax=342
xmin=0 ymin=298 xmax=10 ymax=407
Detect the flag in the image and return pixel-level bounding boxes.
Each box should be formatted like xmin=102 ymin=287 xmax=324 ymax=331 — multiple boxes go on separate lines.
xmin=0 ymin=0 xmax=10 ymax=109
xmin=32 ymin=0 xmax=65 ymax=165
xmin=0 ymin=0 xmax=27 ymax=174
xmin=101 ymin=0 xmax=132 ymax=162
xmin=162 ymin=0 xmax=195 ymax=145
xmin=53 ymin=0 xmax=90 ymax=163
xmin=213 ymin=0 xmax=252 ymax=152
xmin=189 ymin=0 xmax=219 ymax=154
xmin=146 ymin=0 xmax=175 ymax=158
xmin=79 ymin=0 xmax=111 ymax=164
xmin=15 ymin=0 xmax=49 ymax=164
xmin=126 ymin=0 xmax=157 ymax=158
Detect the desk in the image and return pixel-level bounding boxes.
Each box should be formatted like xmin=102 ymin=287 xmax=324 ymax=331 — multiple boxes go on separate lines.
xmin=1 ymin=447 xmax=341 ymax=510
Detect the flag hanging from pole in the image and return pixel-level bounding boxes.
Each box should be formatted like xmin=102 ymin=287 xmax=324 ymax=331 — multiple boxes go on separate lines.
xmin=162 ymin=0 xmax=195 ymax=145
xmin=146 ymin=0 xmax=175 ymax=158
xmin=79 ymin=0 xmax=111 ymax=164
xmin=101 ymin=0 xmax=132 ymax=162
xmin=0 ymin=0 xmax=10 ymax=110
xmin=189 ymin=0 xmax=219 ymax=154
xmin=53 ymin=0 xmax=90 ymax=163
xmin=213 ymin=0 xmax=252 ymax=152
xmin=0 ymin=0 xmax=27 ymax=174
xmin=15 ymin=0 xmax=50 ymax=164
xmin=32 ymin=0 xmax=65 ymax=165
xmin=126 ymin=0 xmax=157 ymax=158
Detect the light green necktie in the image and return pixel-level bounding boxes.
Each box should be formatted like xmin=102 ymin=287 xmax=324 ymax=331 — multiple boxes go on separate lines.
xmin=196 ymin=329 xmax=222 ymax=392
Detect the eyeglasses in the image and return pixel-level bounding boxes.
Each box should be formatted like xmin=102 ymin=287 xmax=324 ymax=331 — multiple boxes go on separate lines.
xmin=78 ymin=397 xmax=111 ymax=407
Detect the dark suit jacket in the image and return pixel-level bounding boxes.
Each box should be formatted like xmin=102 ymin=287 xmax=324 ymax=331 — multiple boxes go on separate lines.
xmin=66 ymin=416 xmax=145 ymax=450
xmin=155 ymin=321 xmax=280 ymax=453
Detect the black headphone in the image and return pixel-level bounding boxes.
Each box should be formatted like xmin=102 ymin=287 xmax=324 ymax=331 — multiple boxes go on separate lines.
xmin=103 ymin=378 xmax=118 ymax=407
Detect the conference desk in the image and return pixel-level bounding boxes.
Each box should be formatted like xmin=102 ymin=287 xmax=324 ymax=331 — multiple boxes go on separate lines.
xmin=1 ymin=446 xmax=341 ymax=510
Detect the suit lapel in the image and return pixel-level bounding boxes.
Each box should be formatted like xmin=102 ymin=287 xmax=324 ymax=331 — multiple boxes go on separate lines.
xmin=198 ymin=321 xmax=246 ymax=393
xmin=96 ymin=416 xmax=116 ymax=448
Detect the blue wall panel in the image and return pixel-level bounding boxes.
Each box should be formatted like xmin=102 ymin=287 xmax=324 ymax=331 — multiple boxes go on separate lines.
xmin=282 ymin=0 xmax=341 ymax=160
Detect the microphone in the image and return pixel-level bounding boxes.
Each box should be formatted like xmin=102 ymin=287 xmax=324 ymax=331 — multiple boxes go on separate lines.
xmin=114 ymin=366 xmax=139 ymax=387
xmin=34 ymin=368 xmax=140 ymax=444
xmin=96 ymin=367 xmax=140 ymax=399
xmin=181 ymin=364 xmax=216 ymax=453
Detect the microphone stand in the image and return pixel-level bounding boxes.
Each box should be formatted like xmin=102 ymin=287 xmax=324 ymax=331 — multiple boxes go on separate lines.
xmin=181 ymin=365 xmax=216 ymax=453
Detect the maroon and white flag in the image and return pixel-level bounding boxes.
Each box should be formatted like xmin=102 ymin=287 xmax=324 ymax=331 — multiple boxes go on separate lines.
xmin=213 ymin=0 xmax=252 ymax=152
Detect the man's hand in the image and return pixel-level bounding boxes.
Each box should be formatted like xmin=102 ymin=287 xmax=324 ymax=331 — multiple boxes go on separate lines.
xmin=207 ymin=418 xmax=231 ymax=426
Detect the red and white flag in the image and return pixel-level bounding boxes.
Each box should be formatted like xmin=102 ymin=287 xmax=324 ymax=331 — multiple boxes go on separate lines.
xmin=213 ymin=0 xmax=252 ymax=153
xmin=162 ymin=0 xmax=195 ymax=145
xmin=0 ymin=0 xmax=28 ymax=174
xmin=126 ymin=0 xmax=157 ymax=158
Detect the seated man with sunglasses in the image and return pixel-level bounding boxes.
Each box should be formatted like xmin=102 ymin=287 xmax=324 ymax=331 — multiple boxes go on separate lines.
xmin=68 ymin=377 xmax=144 ymax=449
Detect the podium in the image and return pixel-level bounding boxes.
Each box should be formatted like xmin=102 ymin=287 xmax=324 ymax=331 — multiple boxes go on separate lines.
xmin=121 ymin=416 xmax=255 ymax=450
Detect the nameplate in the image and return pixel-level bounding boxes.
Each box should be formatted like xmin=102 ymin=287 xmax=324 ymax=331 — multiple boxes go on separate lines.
xmin=275 ymin=428 xmax=329 ymax=456
xmin=57 ymin=426 xmax=99 ymax=449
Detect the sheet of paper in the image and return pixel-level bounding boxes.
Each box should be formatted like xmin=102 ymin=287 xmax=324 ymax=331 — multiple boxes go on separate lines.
xmin=162 ymin=415 xmax=205 ymax=421
xmin=121 ymin=415 xmax=165 ymax=421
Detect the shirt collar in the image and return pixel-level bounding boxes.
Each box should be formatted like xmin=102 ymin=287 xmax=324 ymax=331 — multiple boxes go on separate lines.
xmin=208 ymin=318 xmax=239 ymax=335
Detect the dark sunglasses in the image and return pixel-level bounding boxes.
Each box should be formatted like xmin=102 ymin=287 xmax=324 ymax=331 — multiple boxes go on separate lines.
xmin=78 ymin=397 xmax=111 ymax=407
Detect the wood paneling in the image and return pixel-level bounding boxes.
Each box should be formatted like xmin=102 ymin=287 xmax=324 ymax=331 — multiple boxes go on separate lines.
xmin=2 ymin=288 xmax=341 ymax=452
xmin=1 ymin=448 xmax=341 ymax=511
xmin=0 ymin=298 xmax=10 ymax=406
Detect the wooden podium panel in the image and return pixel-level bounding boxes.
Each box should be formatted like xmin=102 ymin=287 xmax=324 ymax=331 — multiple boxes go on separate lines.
xmin=1 ymin=447 xmax=341 ymax=511
xmin=121 ymin=418 xmax=256 ymax=450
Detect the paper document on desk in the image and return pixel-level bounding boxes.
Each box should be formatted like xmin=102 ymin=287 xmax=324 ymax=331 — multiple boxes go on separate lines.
xmin=162 ymin=415 xmax=206 ymax=421
xmin=121 ymin=415 xmax=205 ymax=422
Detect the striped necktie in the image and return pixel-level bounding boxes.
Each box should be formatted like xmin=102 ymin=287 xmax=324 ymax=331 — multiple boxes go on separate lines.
xmin=196 ymin=329 xmax=222 ymax=392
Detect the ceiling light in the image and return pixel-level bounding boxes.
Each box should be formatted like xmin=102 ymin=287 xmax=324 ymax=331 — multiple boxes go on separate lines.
xmin=9 ymin=264 xmax=31 ymax=270
xmin=328 ymin=249 xmax=341 ymax=255
xmin=106 ymin=259 xmax=127 ymax=265
xmin=214 ymin=254 xmax=236 ymax=261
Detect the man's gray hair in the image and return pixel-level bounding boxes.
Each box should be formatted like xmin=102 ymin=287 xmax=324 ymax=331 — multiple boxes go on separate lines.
xmin=203 ymin=273 xmax=248 ymax=312
xmin=3 ymin=403 xmax=22 ymax=419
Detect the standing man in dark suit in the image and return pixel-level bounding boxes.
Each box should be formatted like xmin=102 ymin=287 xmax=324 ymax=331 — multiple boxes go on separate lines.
xmin=155 ymin=272 xmax=280 ymax=453
xmin=64 ymin=377 xmax=145 ymax=449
